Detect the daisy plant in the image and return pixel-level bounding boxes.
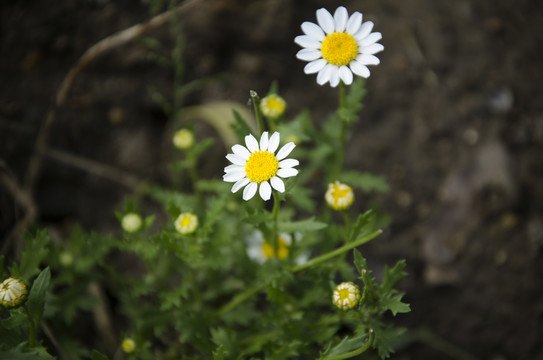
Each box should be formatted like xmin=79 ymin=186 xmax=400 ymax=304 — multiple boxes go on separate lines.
xmin=0 ymin=5 xmax=412 ymax=360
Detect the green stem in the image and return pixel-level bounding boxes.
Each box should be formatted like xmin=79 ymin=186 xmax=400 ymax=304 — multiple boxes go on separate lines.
xmin=23 ymin=306 xmax=36 ymax=347
xmin=291 ymin=229 xmax=382 ymax=274
xmin=271 ymin=192 xmax=280 ymax=254
xmin=319 ymin=330 xmax=375 ymax=360
xmin=250 ymin=90 xmax=265 ymax=133
xmin=334 ymin=82 xmax=348 ymax=179
xmin=217 ymin=229 xmax=382 ymax=316
xmin=216 ymin=283 xmax=265 ymax=317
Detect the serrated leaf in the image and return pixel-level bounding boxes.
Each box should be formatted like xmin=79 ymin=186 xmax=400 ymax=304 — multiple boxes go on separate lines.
xmin=380 ymin=260 xmax=408 ymax=293
xmin=380 ymin=293 xmax=410 ymax=316
xmin=27 ymin=267 xmax=51 ymax=326
xmin=16 ymin=230 xmax=50 ymax=282
xmin=348 ymin=210 xmax=375 ymax=243
xmin=279 ymin=217 xmax=327 ymax=233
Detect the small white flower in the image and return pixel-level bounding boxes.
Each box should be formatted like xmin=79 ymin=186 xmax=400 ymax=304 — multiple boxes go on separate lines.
xmin=174 ymin=213 xmax=198 ymax=235
xmin=121 ymin=213 xmax=143 ymax=233
xmin=223 ymin=131 xmax=299 ymax=201
xmin=295 ymin=6 xmax=383 ymax=87
xmin=0 ymin=277 xmax=28 ymax=308
xmin=173 ymin=128 xmax=194 ymax=150
xmin=246 ymin=231 xmax=309 ymax=265
xmin=333 ymin=281 xmax=361 ymax=310
xmin=325 ymin=181 xmax=354 ymax=210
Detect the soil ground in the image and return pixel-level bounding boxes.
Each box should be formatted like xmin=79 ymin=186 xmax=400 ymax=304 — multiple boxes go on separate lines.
xmin=2 ymin=0 xmax=543 ymax=359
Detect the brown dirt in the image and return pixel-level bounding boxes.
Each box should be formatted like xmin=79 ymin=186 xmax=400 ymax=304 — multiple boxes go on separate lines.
xmin=2 ymin=0 xmax=543 ymax=359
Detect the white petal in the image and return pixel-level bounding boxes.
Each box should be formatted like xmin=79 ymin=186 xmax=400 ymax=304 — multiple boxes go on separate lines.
xmin=334 ymin=7 xmax=348 ymax=32
xmin=304 ymin=59 xmax=327 ymax=74
xmin=276 ymin=142 xmax=296 ymax=160
xmin=245 ymin=134 xmax=259 ymax=153
xmin=232 ymin=177 xmax=250 ymax=193
xmin=354 ymin=21 xmax=374 ymax=40
xmin=268 ymin=132 xmax=280 ymax=153
xmin=329 ymin=66 xmax=340 ymax=87
xmin=259 ymin=131 xmax=269 ymax=151
xmin=294 ymin=35 xmax=321 ymax=49
xmin=224 ymin=164 xmax=243 ymax=173
xmin=360 ymin=32 xmax=382 ymax=46
xmin=277 ymin=167 xmax=299 ymax=178
xmin=316 ymin=8 xmax=335 ymax=34
xmin=356 ymin=54 xmax=380 ymax=65
xmin=339 ymin=65 xmax=353 ymax=85
xmin=361 ymin=43 xmax=384 ymax=55
xmin=223 ymin=170 xmax=246 ymax=182
xmin=317 ymin=64 xmax=333 ymax=85
xmin=296 ymin=49 xmax=322 ymax=61
xmin=301 ymin=21 xmax=325 ymax=41
xmin=232 ymin=144 xmax=251 ymax=160
xmin=226 ymin=153 xmax=246 ymax=166
xmin=346 ymin=12 xmax=363 ymax=34
xmin=259 ymin=181 xmax=272 ymax=201
xmin=243 ymin=182 xmax=258 ymax=201
xmin=270 ymin=176 xmax=285 ymax=193
xmin=350 ymin=61 xmax=371 ymax=78
xmin=278 ymin=158 xmax=299 ymax=169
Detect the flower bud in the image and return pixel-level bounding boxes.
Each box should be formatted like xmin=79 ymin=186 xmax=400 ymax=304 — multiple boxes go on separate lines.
xmin=333 ymin=281 xmax=360 ymax=310
xmin=0 ymin=277 xmax=28 ymax=309
xmin=325 ymin=181 xmax=354 ymax=210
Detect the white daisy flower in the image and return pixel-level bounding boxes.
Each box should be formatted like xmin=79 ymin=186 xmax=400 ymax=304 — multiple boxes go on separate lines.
xmin=295 ymin=6 xmax=384 ymax=87
xmin=223 ymin=131 xmax=298 ymax=201
xmin=246 ymin=231 xmax=309 ymax=265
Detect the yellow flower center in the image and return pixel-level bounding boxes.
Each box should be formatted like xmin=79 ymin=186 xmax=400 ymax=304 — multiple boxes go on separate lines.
xmin=337 ymin=288 xmax=353 ymax=302
xmin=180 ymin=216 xmax=192 ymax=227
xmin=261 ymin=95 xmax=286 ymax=118
xmin=321 ymin=32 xmax=359 ymax=66
xmin=261 ymin=238 xmax=289 ymax=259
xmin=245 ymin=151 xmax=279 ymax=183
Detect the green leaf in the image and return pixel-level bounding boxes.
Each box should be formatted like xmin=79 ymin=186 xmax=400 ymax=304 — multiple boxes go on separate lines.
xmin=279 ymin=217 xmax=327 ymax=233
xmin=16 ymin=230 xmax=50 ymax=282
xmin=0 ymin=344 xmax=56 ymax=360
xmin=27 ymin=267 xmax=51 ymax=326
xmin=91 ymin=350 xmax=110 ymax=360
xmin=380 ymin=293 xmax=410 ymax=316
xmin=348 ymin=210 xmax=376 ymax=243
xmin=321 ymin=334 xmax=370 ymax=357
xmin=380 ymin=260 xmax=408 ymax=293
xmin=341 ymin=171 xmax=389 ymax=193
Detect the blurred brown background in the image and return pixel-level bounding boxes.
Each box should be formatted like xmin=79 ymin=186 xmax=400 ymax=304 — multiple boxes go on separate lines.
xmin=1 ymin=0 xmax=543 ymax=358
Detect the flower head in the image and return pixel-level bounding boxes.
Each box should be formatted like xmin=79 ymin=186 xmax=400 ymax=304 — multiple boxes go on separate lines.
xmin=122 ymin=212 xmax=143 ymax=233
xmin=325 ymin=181 xmax=354 ymax=210
xmin=333 ymin=281 xmax=360 ymax=310
xmin=173 ymin=128 xmax=194 ymax=150
xmin=260 ymin=94 xmax=287 ymax=119
xmin=246 ymin=231 xmax=309 ymax=265
xmin=223 ymin=131 xmax=298 ymax=201
xmin=122 ymin=338 xmax=136 ymax=354
xmin=295 ymin=6 xmax=383 ymax=87
xmin=0 ymin=277 xmax=28 ymax=308
xmin=174 ymin=213 xmax=198 ymax=235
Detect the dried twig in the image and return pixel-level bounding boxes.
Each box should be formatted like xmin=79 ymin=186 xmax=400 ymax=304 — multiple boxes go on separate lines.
xmin=23 ymin=0 xmax=201 ymax=194
xmin=0 ymin=160 xmax=37 ymax=256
